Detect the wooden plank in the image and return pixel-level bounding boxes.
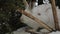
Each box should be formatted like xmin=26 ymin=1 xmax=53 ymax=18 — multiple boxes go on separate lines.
xmin=51 ymin=0 xmax=59 ymax=30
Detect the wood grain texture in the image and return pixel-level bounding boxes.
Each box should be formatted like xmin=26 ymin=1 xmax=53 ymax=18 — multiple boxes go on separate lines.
xmin=51 ymin=0 xmax=59 ymax=30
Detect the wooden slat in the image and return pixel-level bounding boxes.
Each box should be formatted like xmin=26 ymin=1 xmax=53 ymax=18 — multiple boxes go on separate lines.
xmin=51 ymin=0 xmax=59 ymax=30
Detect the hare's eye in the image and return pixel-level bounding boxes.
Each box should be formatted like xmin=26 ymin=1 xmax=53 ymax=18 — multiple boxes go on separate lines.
xmin=38 ymin=13 xmax=41 ymax=16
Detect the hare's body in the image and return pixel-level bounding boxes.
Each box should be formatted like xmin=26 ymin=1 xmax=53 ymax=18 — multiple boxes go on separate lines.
xmin=21 ymin=3 xmax=60 ymax=32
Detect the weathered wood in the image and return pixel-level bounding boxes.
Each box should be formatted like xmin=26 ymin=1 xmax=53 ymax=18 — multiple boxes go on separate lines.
xmin=17 ymin=9 xmax=53 ymax=32
xmin=51 ymin=0 xmax=59 ymax=30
